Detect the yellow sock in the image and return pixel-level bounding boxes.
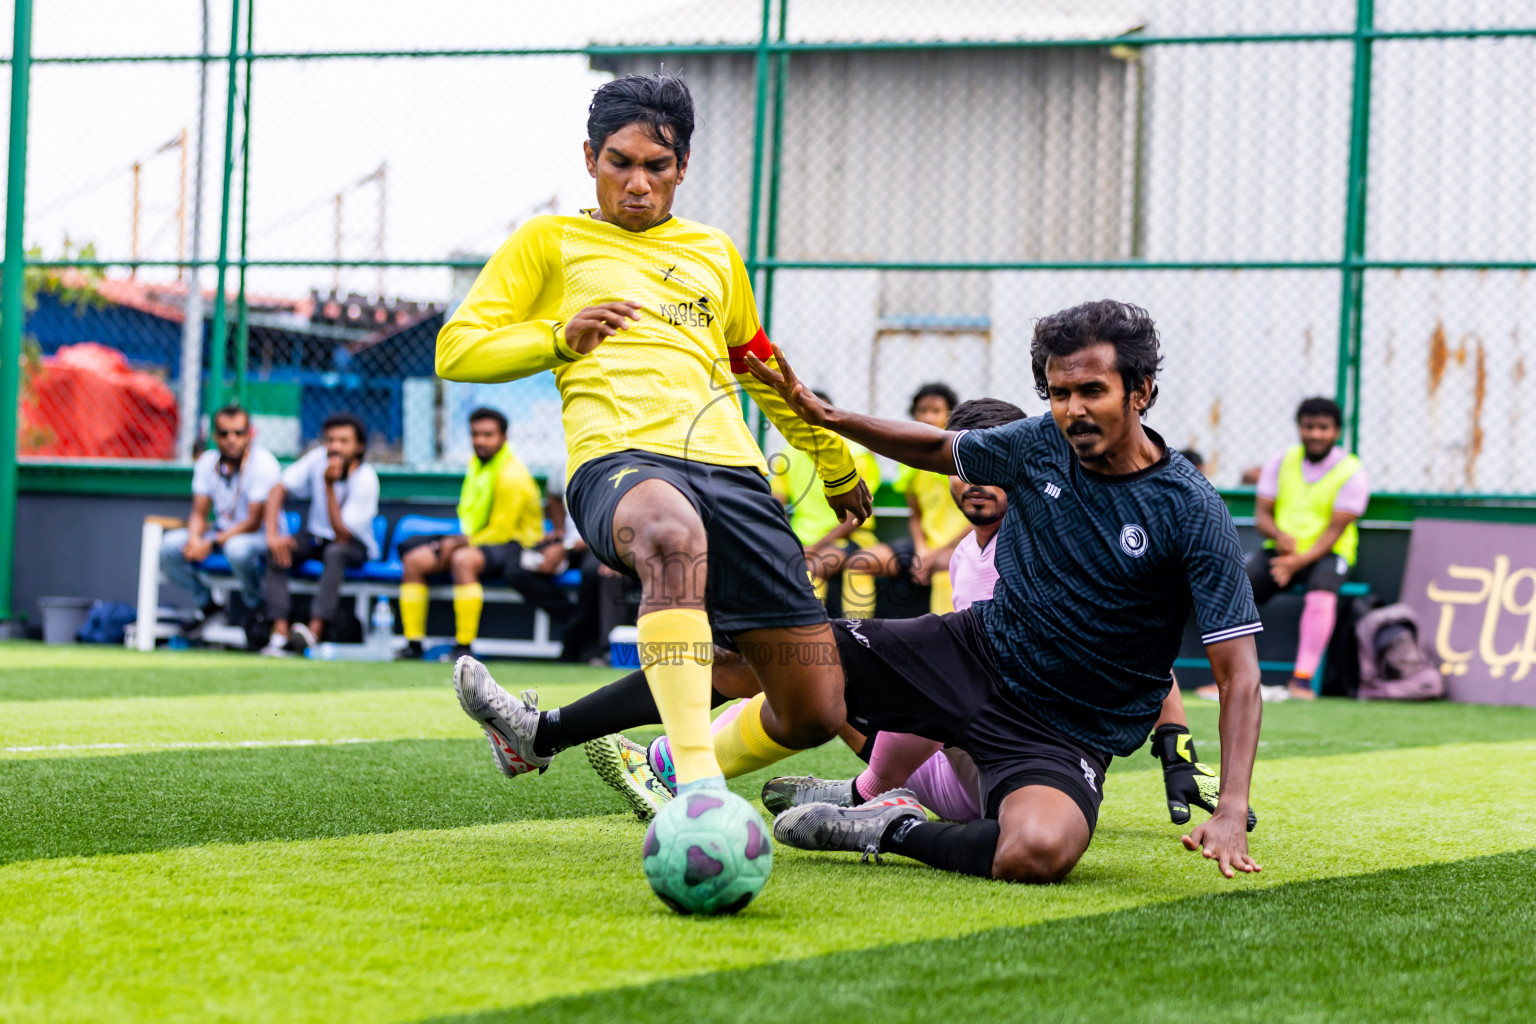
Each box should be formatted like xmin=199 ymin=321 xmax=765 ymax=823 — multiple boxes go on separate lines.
xmin=713 ymin=692 xmax=800 ymax=778
xmin=928 ymin=570 xmax=954 ymax=615
xmin=399 ymin=582 xmax=429 ymax=640
xmin=452 ymin=583 xmax=483 ymax=645
xmin=841 ymin=570 xmax=877 ymax=618
xmin=637 ymin=608 xmax=718 ymax=784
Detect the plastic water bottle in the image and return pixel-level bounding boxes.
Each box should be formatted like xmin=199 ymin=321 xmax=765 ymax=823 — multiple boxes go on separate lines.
xmin=368 ymin=596 xmax=395 ymax=660
xmin=309 ymin=642 xmax=376 ymax=661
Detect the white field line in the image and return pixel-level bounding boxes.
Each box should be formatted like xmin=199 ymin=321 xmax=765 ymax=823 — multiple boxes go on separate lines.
xmin=2 ymin=737 xmax=396 ymax=754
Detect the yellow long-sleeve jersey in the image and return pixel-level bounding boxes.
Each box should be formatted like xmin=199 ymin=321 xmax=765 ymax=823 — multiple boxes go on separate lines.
xmin=459 ymin=449 xmax=545 ymax=549
xmin=436 ymin=213 xmax=859 ymax=494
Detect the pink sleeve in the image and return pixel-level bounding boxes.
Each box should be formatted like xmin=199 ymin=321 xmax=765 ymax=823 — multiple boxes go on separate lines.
xmin=1255 ymin=452 xmax=1284 ymax=500
xmin=1333 ymin=464 xmax=1371 ymax=516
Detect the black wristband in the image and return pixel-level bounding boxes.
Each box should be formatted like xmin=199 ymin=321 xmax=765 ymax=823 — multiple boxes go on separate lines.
xmin=1150 ymin=723 xmax=1196 ymax=766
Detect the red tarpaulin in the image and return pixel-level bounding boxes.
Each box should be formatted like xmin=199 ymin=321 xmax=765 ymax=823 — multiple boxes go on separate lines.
xmin=20 ymin=342 xmax=179 ymax=459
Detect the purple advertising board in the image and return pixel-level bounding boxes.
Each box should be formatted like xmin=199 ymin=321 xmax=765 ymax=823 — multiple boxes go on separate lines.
xmin=1400 ymin=519 xmax=1536 ymax=707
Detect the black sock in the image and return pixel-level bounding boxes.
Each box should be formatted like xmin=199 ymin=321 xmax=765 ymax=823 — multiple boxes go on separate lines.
xmin=854 ymin=729 xmax=880 ymax=764
xmin=880 ymin=818 xmax=1001 ymax=878
xmin=531 ymin=670 xmax=731 ymax=757
xmin=851 ymin=775 xmax=872 ymax=805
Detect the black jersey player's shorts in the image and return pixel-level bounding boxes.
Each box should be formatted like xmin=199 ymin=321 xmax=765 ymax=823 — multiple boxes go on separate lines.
xmin=833 ymin=609 xmax=1112 ymax=832
xmin=567 ymin=449 xmax=828 ymax=638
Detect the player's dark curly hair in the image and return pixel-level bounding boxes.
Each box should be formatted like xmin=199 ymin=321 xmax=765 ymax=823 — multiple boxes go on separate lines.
xmin=946 ymin=397 xmax=1025 ymax=432
xmin=909 ymin=382 xmax=959 ymax=416
xmin=1030 ymin=300 xmax=1162 ymax=413
xmin=1294 ymin=396 xmax=1342 ymax=427
xmin=588 ymin=73 xmax=695 ymax=161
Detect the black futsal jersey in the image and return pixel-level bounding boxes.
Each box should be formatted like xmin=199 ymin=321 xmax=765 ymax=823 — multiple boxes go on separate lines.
xmin=952 ymin=417 xmax=1261 ymax=756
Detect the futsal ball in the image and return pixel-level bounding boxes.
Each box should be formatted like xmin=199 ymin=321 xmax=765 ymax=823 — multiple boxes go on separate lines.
xmin=642 ymin=788 xmax=773 ymax=915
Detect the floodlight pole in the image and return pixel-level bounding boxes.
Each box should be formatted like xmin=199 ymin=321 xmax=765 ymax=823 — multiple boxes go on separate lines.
xmin=0 ymin=0 xmax=34 ymax=627
xmin=177 ymin=0 xmax=211 ymax=461
xmin=1335 ymin=0 xmax=1374 ymax=453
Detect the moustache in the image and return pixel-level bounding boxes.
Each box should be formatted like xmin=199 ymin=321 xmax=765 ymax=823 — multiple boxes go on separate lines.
xmin=1066 ymin=423 xmax=1101 ymax=437
xmin=961 ymin=488 xmax=995 ymax=502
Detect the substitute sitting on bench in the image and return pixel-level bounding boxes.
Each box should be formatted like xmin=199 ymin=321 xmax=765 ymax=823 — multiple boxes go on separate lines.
xmin=1198 ymin=396 xmax=1370 ymax=702
xmin=396 ymin=407 xmax=566 ymax=662
xmin=261 ymin=413 xmax=381 ymax=656
xmin=160 ymin=403 xmax=281 ymax=634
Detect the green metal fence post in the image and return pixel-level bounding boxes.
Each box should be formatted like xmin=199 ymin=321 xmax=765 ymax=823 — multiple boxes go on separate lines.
xmin=741 ymin=0 xmax=773 ymax=429
xmin=0 ymin=0 xmax=33 ymax=625
xmin=234 ymin=0 xmax=254 ymax=409
xmin=1336 ymin=0 xmax=1374 ymax=452
xmin=756 ymin=0 xmax=789 ymax=446
xmin=207 ymin=0 xmax=244 ymax=421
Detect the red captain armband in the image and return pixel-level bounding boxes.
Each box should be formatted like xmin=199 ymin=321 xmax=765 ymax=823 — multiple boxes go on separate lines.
xmin=727 ymin=328 xmax=773 ymax=374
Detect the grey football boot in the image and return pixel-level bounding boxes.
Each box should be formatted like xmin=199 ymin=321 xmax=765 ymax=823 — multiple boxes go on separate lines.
xmin=452 ymin=656 xmax=553 ymax=778
xmin=761 ymin=775 xmax=857 ymax=815
xmin=773 ymin=788 xmax=926 ymax=862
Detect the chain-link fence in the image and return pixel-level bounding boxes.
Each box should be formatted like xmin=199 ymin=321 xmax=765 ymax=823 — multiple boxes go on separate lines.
xmin=5 ymin=0 xmax=1536 ymax=495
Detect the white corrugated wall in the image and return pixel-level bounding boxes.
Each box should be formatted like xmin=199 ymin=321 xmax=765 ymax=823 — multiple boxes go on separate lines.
xmin=601 ymin=1 xmax=1536 ymax=493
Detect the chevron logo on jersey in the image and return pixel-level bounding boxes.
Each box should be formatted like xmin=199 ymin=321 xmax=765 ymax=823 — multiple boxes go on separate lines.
xmin=1043 ymin=482 xmax=1062 ymax=499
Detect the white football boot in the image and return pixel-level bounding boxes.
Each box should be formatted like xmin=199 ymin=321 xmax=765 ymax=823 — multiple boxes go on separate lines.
xmin=452 ymin=656 xmax=553 ymax=778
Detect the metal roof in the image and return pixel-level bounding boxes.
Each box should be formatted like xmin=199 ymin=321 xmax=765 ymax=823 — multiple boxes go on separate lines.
xmin=590 ymin=0 xmax=1144 ymax=47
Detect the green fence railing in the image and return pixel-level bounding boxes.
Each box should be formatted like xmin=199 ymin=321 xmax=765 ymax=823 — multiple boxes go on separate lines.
xmin=5 ymin=0 xmax=1536 ymax=622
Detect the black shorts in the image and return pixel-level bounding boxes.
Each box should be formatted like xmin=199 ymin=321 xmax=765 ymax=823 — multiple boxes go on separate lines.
xmin=477 ymin=541 xmax=524 ymax=579
xmin=1247 ymin=548 xmax=1349 ymax=603
xmin=833 ymin=610 xmax=1111 ymax=832
xmin=566 ymin=449 xmax=827 ymax=638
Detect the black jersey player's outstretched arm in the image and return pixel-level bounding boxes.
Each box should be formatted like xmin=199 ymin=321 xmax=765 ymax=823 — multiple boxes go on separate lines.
xmin=746 ymin=344 xmax=959 ymax=476
xmin=1182 ymin=634 xmax=1263 ymax=877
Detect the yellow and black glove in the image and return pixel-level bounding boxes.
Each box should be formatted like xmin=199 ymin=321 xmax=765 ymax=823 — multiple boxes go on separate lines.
xmin=1150 ymin=724 xmax=1257 ymax=832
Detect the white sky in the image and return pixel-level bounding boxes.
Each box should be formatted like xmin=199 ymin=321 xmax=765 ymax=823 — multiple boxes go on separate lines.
xmin=3 ymin=0 xmax=692 ymax=301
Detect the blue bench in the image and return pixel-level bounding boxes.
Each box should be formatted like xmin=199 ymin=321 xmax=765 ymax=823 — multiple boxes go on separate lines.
xmin=1173 ymin=580 xmax=1373 ymax=688
xmin=383 ymin=514 xmax=582 ymax=589
xmin=189 ymin=512 xmax=579 ymax=657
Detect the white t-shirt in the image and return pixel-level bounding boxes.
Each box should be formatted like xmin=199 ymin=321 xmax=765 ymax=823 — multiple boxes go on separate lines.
xmin=280 ymin=447 xmax=381 ymax=558
xmin=544 ymin=459 xmax=582 ymax=546
xmin=192 ymin=445 xmax=282 ymax=533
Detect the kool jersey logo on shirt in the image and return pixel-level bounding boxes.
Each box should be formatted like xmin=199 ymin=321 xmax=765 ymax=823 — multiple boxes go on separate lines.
xmin=660 ymin=294 xmax=714 ymax=328
xmin=1119 ymin=523 xmax=1149 ymax=558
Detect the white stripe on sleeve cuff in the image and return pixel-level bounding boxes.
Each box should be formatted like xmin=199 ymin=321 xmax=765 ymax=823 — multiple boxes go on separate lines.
xmin=1202 ymin=621 xmax=1264 ymax=645
xmin=951 ymin=429 xmax=972 ymax=484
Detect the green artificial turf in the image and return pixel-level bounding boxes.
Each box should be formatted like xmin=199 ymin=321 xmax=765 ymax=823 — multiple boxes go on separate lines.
xmin=3 ymin=642 xmax=1535 ymax=1024
xmin=473 ymin=850 xmax=1536 ymax=1024
xmin=0 ymin=739 xmax=644 ymax=864
xmin=0 ymin=642 xmax=614 ymax=701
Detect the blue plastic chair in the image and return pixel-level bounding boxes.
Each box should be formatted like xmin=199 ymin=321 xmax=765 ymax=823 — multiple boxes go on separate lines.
xmin=194 ymin=511 xmax=303 ymax=575
xmin=386 ymin=514 xmax=461 ymax=562
xmin=294 ymin=515 xmax=389 ymax=579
